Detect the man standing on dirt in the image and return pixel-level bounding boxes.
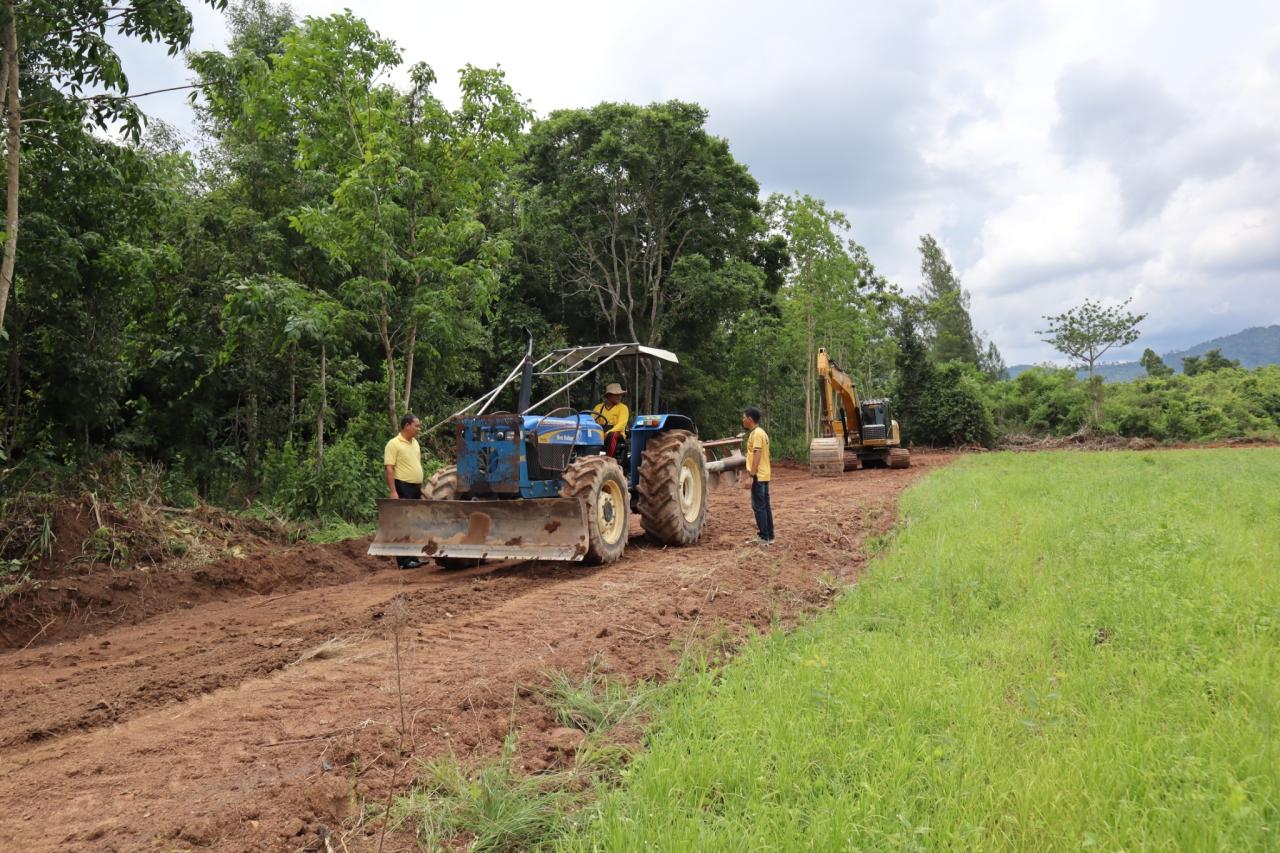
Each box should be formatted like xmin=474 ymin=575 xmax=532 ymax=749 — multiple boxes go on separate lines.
xmin=741 ymin=406 xmax=775 ymax=545
xmin=384 ymin=414 xmax=425 ymax=569
xmin=592 ymin=382 xmax=630 ymax=459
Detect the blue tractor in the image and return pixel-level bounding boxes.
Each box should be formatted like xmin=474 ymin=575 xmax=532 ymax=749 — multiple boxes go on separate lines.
xmin=368 ymin=340 xmax=745 ymax=568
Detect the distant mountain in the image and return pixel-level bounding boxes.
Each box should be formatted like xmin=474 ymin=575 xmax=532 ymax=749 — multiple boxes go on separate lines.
xmin=1007 ymin=324 xmax=1280 ymax=381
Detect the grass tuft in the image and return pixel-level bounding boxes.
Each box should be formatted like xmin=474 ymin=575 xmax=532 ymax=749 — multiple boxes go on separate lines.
xmin=394 ymin=734 xmax=582 ymax=852
xmin=539 ymin=661 xmax=655 ymax=734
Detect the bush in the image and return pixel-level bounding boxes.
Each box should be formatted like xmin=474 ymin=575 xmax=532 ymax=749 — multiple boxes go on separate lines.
xmin=986 ymin=365 xmax=1280 ymax=442
xmin=261 ymin=430 xmax=387 ymax=522
xmin=904 ymin=361 xmax=996 ymax=447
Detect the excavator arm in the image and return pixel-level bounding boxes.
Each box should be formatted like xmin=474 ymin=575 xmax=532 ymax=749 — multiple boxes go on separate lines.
xmin=816 ymin=347 xmax=861 ymax=440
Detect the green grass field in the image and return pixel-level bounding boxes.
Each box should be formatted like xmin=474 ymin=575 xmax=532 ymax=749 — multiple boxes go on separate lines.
xmin=563 ymin=449 xmax=1280 ymax=850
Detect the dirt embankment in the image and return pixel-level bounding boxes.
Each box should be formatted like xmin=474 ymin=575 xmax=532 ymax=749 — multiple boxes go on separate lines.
xmin=0 ymin=454 xmax=950 ymax=852
xmin=0 ymin=498 xmax=311 ymax=650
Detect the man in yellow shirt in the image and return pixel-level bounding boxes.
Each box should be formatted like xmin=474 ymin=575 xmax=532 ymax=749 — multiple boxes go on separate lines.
xmin=383 ymin=413 xmax=425 ymax=568
xmin=591 ymin=382 xmax=630 ymax=459
xmin=741 ymin=405 xmax=774 ymax=545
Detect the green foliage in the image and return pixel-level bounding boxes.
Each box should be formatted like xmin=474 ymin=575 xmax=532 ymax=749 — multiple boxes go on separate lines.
xmin=1141 ymin=347 xmax=1174 ymax=377
xmin=5 ymin=0 xmax=221 ymax=140
xmin=564 ymin=450 xmax=1280 ymax=850
xmin=260 ymin=431 xmax=384 ymax=522
xmin=987 ymin=367 xmax=1090 ymax=435
xmin=1038 ymin=297 xmax=1147 ymax=424
xmin=1184 ymin=347 xmax=1241 ymax=376
xmin=892 ymin=308 xmax=933 ymax=439
xmin=765 ymin=192 xmax=898 ymax=444
xmin=988 ymin=365 xmax=1280 ymax=441
xmin=518 ymin=100 xmax=769 ymax=349
xmin=914 ymin=362 xmax=997 ymax=447
xmin=893 ymin=311 xmax=994 ymax=447
xmin=918 ymin=234 xmax=981 ymax=366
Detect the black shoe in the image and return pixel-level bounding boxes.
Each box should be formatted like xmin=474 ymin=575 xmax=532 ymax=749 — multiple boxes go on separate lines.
xmin=399 ymin=559 xmax=422 ymax=570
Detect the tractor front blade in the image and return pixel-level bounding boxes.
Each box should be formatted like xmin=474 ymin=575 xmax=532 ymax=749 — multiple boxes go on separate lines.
xmin=368 ymin=497 xmax=589 ymax=562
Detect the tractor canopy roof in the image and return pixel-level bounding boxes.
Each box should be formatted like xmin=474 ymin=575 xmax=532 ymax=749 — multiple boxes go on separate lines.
xmin=429 ymin=341 xmax=680 ymax=434
xmin=537 ymin=343 xmax=679 ymax=369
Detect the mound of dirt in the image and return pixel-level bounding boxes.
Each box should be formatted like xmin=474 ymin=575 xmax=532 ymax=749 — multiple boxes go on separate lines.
xmin=0 ymin=493 xmax=369 ymax=650
xmin=0 ymin=537 xmax=376 ymax=650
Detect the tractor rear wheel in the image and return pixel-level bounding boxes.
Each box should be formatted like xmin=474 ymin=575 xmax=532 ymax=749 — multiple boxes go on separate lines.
xmin=560 ymin=455 xmax=630 ymax=564
xmin=424 ymin=466 xmax=481 ymax=570
xmin=638 ymin=430 xmax=708 ymax=546
xmin=809 ymin=436 xmax=844 ymax=477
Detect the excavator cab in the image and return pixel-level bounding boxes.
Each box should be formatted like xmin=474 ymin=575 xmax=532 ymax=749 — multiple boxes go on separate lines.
xmin=859 ymin=400 xmax=890 ymax=442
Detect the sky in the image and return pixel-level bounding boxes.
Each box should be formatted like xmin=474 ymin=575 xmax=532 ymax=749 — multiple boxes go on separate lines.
xmin=115 ymin=0 xmax=1280 ymax=365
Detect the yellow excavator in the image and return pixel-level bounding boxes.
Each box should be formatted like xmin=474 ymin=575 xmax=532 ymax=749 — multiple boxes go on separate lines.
xmin=809 ymin=347 xmax=910 ymax=476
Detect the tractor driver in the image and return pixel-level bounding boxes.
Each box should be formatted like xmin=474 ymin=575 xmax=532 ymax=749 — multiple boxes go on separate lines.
xmin=592 ymin=382 xmax=630 ymax=459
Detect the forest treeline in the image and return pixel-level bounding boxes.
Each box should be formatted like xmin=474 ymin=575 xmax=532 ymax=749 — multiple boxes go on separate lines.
xmin=1 ymin=1 xmax=1277 ymax=525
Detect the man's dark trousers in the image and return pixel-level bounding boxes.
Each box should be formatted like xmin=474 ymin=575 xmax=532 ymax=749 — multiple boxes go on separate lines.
xmin=751 ymin=478 xmax=774 ymax=542
xmin=394 ymin=479 xmax=422 ymax=568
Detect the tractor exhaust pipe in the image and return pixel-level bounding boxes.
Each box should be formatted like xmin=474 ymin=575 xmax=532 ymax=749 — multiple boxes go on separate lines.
xmin=516 ymin=329 xmax=534 ymax=414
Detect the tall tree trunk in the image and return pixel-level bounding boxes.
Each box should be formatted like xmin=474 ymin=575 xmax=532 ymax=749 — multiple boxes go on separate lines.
xmin=804 ymin=296 xmax=815 ymax=447
xmin=401 ymin=320 xmax=416 ymax=414
xmin=288 ymin=342 xmax=297 ymax=443
xmin=378 ymin=304 xmax=398 ymax=433
xmin=246 ymin=388 xmax=260 ymax=481
xmin=1088 ymin=364 xmax=1102 ymax=427
xmin=3 ymin=288 xmax=17 ymax=448
xmin=0 ymin=6 xmax=20 ymax=333
xmin=316 ymin=341 xmax=326 ymax=468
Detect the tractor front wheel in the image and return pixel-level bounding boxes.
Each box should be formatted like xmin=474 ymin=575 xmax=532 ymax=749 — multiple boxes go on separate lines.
xmin=637 ymin=430 xmax=708 ymax=546
xmin=560 ymin=455 xmax=630 ymax=564
xmin=424 ymin=466 xmax=481 ymax=570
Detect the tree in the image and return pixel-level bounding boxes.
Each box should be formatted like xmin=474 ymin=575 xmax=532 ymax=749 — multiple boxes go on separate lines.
xmin=766 ymin=193 xmax=868 ymax=445
xmin=519 ymin=101 xmax=765 ymax=350
xmin=1183 ymin=347 xmax=1240 ymax=376
xmin=1037 ymin=297 xmax=1146 ymax=425
xmin=2 ymin=126 xmax=191 ymax=451
xmin=245 ymin=13 xmax=531 ymax=431
xmin=918 ymin=234 xmax=980 ymax=366
xmin=222 ymin=275 xmax=355 ymax=468
xmin=978 ymin=337 xmax=1007 ymax=379
xmin=0 ymin=0 xmax=225 ymax=334
xmin=892 ymin=306 xmax=933 ymax=442
xmin=1140 ymin=347 xmax=1173 ymax=377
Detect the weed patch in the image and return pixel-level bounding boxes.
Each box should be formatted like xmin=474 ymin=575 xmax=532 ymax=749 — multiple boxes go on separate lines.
xmin=392 ymin=735 xmax=585 ymax=852
xmin=539 ymin=662 xmax=655 ymax=734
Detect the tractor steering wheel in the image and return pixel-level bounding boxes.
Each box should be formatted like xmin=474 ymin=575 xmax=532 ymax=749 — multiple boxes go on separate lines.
xmin=533 ymin=407 xmax=585 ymax=439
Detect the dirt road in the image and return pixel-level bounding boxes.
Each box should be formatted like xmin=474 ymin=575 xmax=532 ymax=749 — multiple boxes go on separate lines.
xmin=0 ymin=455 xmax=947 ymax=851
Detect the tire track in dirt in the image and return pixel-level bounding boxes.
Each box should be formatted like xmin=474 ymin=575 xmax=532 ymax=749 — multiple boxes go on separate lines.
xmin=0 ymin=559 xmax=590 ymax=749
xmin=0 ymin=456 xmax=950 ymax=851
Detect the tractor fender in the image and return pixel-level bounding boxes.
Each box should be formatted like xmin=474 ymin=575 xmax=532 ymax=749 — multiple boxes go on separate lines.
xmin=630 ymin=413 xmax=697 ymax=434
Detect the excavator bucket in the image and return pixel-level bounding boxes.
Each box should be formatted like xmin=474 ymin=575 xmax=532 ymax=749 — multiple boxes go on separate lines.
xmin=809 ymin=436 xmax=845 ymax=477
xmin=368 ymin=498 xmax=590 ymax=563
